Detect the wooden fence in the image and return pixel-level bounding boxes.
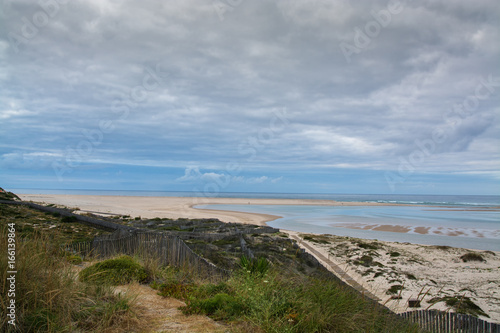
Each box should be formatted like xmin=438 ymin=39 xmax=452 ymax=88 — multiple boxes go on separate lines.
xmin=399 ymin=310 xmax=500 ymax=333
xmin=65 ymin=230 xmax=231 ymax=281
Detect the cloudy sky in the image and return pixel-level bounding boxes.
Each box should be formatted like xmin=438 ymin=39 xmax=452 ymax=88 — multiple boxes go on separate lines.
xmin=1 ymin=0 xmax=499 ymax=195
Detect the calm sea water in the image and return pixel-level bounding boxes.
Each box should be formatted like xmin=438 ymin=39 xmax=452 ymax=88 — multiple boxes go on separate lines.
xmin=12 ymin=189 xmax=500 ymax=250
xmin=11 ymin=189 xmax=500 ymax=207
xmin=198 ymin=204 xmax=500 ymax=251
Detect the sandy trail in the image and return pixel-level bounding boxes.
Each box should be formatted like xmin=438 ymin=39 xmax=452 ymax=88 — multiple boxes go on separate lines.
xmin=114 ymin=283 xmax=227 ymax=333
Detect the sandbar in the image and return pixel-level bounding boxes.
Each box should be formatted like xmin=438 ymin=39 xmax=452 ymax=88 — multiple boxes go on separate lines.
xmin=19 ymin=194 xmax=404 ymax=226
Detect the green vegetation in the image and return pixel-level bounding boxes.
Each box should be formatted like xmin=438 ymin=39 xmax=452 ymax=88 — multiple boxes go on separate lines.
xmin=79 ymin=255 xmax=149 ymax=285
xmin=302 ymin=234 xmax=330 ymax=244
xmin=239 ymin=255 xmax=270 ymax=277
xmin=61 ymin=215 xmax=78 ymax=223
xmin=167 ymin=267 xmax=420 ymax=332
xmin=0 ymin=227 xmax=134 ymax=332
xmin=389 ymin=251 xmax=401 ymax=257
xmin=66 ymin=254 xmax=83 ymax=265
xmin=429 ymin=296 xmax=488 ymax=318
xmin=387 ymin=285 xmax=404 ymax=295
xmin=356 ymin=241 xmax=381 ymax=250
xmin=460 ymin=252 xmax=485 ymax=262
xmin=0 ymin=187 xmax=21 ymax=201
xmin=0 ymin=203 xmax=109 ymax=243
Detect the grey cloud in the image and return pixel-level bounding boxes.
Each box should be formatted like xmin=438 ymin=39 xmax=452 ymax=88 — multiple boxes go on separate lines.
xmin=1 ymin=0 xmax=498 ymax=181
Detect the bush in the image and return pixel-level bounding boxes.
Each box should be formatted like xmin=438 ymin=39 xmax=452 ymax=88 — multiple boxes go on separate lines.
xmin=387 ymin=285 xmax=404 ymax=295
xmin=460 ymin=252 xmax=485 ymax=262
xmin=79 ymin=255 xmax=149 ymax=285
xmin=67 ymin=254 xmax=83 ymax=265
xmin=357 ymin=241 xmax=380 ymax=250
xmin=61 ymin=215 xmax=78 ymax=223
xmin=430 ymin=296 xmax=489 ymax=318
xmin=156 ymin=281 xmax=195 ymax=300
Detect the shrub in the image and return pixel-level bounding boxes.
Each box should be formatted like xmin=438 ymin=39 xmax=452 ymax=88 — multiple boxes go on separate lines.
xmin=387 ymin=285 xmax=404 ymax=295
xmin=61 ymin=215 xmax=78 ymax=223
xmin=79 ymin=255 xmax=149 ymax=285
xmin=430 ymin=296 xmax=488 ymax=317
xmin=156 ymin=281 xmax=195 ymax=300
xmin=460 ymin=252 xmax=485 ymax=262
xmin=67 ymin=254 xmax=83 ymax=265
xmin=357 ymin=241 xmax=380 ymax=250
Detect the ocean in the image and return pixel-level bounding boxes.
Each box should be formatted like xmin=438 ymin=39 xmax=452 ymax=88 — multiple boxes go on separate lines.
xmin=12 ymin=189 xmax=500 ymax=251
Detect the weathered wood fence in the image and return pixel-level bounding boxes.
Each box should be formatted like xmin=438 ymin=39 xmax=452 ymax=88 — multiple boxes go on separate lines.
xmin=399 ymin=310 xmax=500 ymax=333
xmin=65 ymin=230 xmax=231 ymax=281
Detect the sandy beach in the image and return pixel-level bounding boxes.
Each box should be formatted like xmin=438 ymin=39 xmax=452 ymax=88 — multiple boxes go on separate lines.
xmin=19 ymin=194 xmax=500 ymax=322
xmin=287 ymin=231 xmax=500 ymax=323
xmin=19 ymin=194 xmax=401 ymax=226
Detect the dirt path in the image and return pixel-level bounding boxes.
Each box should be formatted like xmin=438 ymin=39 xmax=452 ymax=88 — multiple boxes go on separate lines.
xmin=114 ymin=283 xmax=228 ymax=333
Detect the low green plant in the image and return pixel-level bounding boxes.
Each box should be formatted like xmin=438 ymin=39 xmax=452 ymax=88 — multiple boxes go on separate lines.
xmin=79 ymin=255 xmax=149 ymax=285
xmin=67 ymin=254 xmax=83 ymax=264
xmin=239 ymin=255 xmax=270 ymax=276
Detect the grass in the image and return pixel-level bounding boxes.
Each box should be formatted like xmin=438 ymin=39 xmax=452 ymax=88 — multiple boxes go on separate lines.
xmin=149 ymin=265 xmax=421 ymax=333
xmin=0 ymin=203 xmax=109 ymax=243
xmin=79 ymin=255 xmax=149 ymax=285
xmin=0 ymin=227 xmax=135 ymax=332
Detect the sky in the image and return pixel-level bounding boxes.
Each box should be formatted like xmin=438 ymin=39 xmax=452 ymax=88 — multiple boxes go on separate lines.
xmin=1 ymin=0 xmax=499 ymax=195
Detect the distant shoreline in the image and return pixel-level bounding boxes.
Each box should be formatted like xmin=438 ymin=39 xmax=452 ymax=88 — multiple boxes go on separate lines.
xmin=19 ymin=194 xmax=410 ymax=227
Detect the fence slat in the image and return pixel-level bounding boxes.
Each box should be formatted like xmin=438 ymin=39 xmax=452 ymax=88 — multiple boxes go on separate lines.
xmin=398 ymin=310 xmax=498 ymax=333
